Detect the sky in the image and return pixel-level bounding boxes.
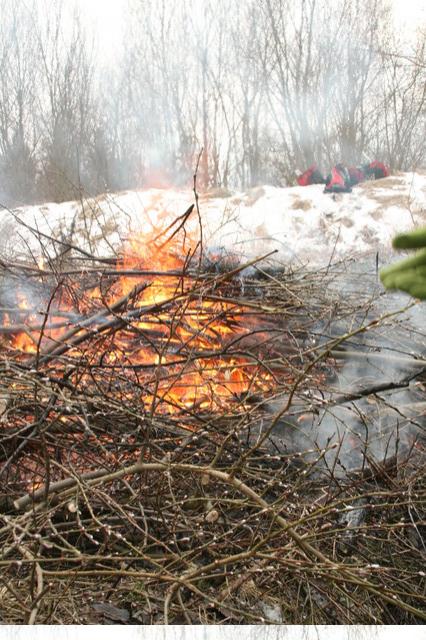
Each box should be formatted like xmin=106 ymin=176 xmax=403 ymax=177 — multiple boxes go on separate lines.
xmin=76 ymin=0 xmax=426 ymax=56
xmin=392 ymin=0 xmax=426 ymax=31
xmin=76 ymin=0 xmax=126 ymax=56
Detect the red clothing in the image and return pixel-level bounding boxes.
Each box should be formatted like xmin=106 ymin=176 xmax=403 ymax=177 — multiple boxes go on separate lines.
xmin=297 ymin=163 xmax=318 ymax=186
xmin=324 ymin=165 xmax=352 ymax=193
xmin=368 ymin=161 xmax=390 ymax=178
xmin=325 ymin=166 xmax=345 ymax=190
xmin=348 ymin=166 xmax=365 ymax=185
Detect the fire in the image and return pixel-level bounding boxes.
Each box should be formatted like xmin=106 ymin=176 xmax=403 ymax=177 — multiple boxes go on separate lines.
xmin=14 ymin=332 xmax=37 ymax=354
xmin=3 ymin=207 xmax=282 ymax=413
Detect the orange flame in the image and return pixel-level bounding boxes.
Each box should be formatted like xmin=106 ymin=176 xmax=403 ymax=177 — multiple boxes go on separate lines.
xmin=6 ymin=208 xmax=278 ymax=413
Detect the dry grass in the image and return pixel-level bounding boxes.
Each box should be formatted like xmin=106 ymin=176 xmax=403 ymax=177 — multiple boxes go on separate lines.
xmin=200 ymin=187 xmax=234 ymax=200
xmin=339 ymin=216 xmax=355 ymax=227
xmin=370 ymin=194 xmax=411 ymax=208
xmin=359 ymin=177 xmax=406 ymax=193
xmin=0 ymin=210 xmax=425 ymax=625
xmin=290 ymin=197 xmax=312 ymax=211
xmin=231 ymin=187 xmax=266 ymax=207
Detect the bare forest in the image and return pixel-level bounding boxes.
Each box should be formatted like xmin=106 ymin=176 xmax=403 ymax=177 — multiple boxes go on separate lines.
xmin=0 ymin=0 xmax=425 ymax=207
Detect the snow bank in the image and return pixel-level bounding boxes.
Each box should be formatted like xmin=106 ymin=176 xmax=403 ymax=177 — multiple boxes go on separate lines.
xmin=1 ymin=172 xmax=426 ymax=268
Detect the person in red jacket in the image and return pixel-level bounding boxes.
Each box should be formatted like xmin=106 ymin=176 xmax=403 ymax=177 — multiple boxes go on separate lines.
xmin=324 ymin=164 xmax=352 ymax=193
xmin=363 ymin=161 xmax=390 ymax=180
xmin=298 ymin=160 xmax=389 ymax=192
xmin=347 ymin=165 xmax=366 ymax=186
xmin=296 ymin=163 xmax=326 ymax=186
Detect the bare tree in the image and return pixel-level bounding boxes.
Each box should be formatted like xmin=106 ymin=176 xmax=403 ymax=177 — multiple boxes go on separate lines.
xmin=34 ymin=1 xmax=97 ymax=201
xmin=0 ymin=0 xmax=424 ymax=205
xmin=0 ymin=0 xmax=39 ymax=205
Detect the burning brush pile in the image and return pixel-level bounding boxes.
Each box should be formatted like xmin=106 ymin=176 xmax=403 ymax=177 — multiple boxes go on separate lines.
xmin=0 ymin=202 xmax=425 ymax=624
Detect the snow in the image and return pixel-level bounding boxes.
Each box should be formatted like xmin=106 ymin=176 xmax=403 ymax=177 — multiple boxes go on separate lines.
xmin=1 ymin=171 xmax=426 ymax=268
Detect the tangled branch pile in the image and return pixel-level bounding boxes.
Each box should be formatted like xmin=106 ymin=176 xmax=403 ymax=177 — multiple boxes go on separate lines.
xmin=0 ymin=214 xmax=425 ymax=624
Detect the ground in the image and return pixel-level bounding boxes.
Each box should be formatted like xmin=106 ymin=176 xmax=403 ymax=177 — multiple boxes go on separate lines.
xmin=0 ymin=176 xmax=425 ymax=623
xmin=2 ymin=172 xmax=426 ymax=269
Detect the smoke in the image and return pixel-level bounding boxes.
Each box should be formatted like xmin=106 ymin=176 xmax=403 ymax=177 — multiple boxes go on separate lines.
xmin=256 ymin=257 xmax=426 ymax=473
xmin=0 ymin=0 xmax=425 ymax=206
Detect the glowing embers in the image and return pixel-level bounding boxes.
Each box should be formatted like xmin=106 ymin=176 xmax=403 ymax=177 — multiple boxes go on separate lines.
xmin=82 ymin=301 xmax=277 ymax=414
xmin=4 ymin=211 xmax=284 ymax=413
xmin=13 ymin=331 xmax=37 ymax=354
